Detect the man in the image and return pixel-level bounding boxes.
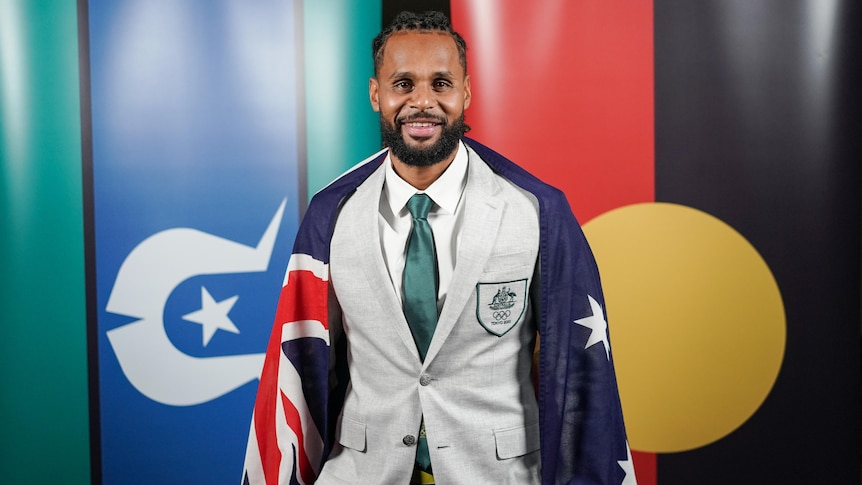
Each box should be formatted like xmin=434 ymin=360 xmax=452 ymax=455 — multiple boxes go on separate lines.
xmin=243 ymin=11 xmax=633 ymax=485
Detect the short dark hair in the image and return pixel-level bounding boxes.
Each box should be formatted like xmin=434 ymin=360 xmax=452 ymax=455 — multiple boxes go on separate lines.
xmin=372 ymin=11 xmax=468 ymax=77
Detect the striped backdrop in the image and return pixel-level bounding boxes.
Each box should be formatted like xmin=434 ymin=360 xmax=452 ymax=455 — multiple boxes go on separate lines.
xmin=1 ymin=1 xmax=858 ymax=483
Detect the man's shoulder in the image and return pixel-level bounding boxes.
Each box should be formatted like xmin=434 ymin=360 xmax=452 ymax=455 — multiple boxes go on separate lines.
xmin=463 ymin=137 xmax=568 ymax=206
xmin=307 ymin=149 xmax=387 ymax=210
xmin=315 ymin=149 xmax=387 ymax=196
xmin=294 ymin=150 xmax=387 ymax=256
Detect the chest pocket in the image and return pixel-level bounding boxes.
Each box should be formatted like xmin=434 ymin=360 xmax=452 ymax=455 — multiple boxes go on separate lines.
xmin=482 ymin=250 xmax=534 ymax=275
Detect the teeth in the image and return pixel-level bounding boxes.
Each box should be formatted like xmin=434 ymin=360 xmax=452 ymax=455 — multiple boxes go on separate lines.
xmin=405 ymin=122 xmax=435 ymax=127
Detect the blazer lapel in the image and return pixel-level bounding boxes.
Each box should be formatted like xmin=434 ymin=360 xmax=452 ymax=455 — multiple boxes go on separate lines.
xmin=423 ymin=147 xmax=504 ymax=366
xmin=345 ymin=164 xmax=422 ymax=361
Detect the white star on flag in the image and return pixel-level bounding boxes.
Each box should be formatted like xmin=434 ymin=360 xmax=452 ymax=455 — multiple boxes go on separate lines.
xmin=182 ymin=286 xmax=240 ymax=346
xmin=618 ymin=441 xmax=637 ymax=484
xmin=574 ymin=295 xmax=610 ymax=360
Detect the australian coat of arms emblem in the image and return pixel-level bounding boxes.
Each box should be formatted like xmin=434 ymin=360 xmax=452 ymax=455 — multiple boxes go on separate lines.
xmin=476 ymin=279 xmax=528 ymax=336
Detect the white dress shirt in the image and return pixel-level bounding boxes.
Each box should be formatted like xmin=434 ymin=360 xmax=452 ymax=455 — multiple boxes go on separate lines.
xmin=378 ymin=141 xmax=469 ymax=311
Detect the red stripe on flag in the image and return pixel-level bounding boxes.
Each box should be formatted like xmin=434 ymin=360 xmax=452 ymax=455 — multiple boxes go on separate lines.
xmin=252 ymin=267 xmax=330 ymax=484
xmin=280 ymin=390 xmax=316 ymax=484
xmin=253 ymin=313 xmax=286 ymax=485
xmin=275 ymin=269 xmax=330 ymax=328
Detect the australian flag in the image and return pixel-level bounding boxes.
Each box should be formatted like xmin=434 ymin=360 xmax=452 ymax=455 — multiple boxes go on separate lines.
xmin=242 ymin=139 xmax=634 ymax=484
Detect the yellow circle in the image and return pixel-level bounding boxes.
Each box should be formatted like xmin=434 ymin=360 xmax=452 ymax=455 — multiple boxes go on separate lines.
xmin=583 ymin=202 xmax=785 ymax=453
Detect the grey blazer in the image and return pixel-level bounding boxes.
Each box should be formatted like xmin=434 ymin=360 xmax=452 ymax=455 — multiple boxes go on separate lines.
xmin=319 ymin=145 xmax=541 ymax=484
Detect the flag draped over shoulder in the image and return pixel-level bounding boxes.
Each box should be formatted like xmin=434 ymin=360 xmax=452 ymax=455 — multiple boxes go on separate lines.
xmin=242 ymin=138 xmax=634 ymax=485
xmin=468 ymin=139 xmax=634 ymax=484
xmin=241 ymin=150 xmax=385 ymax=485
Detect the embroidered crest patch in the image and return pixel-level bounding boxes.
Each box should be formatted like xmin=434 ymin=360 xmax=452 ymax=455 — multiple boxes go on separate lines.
xmin=476 ymin=279 xmax=528 ymax=337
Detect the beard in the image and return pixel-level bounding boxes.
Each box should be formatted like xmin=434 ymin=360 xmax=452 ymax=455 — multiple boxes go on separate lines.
xmin=380 ymin=112 xmax=467 ymax=167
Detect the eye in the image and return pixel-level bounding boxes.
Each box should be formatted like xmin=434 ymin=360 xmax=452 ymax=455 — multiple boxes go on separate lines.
xmin=433 ymin=79 xmax=454 ymax=91
xmin=393 ymin=80 xmax=413 ymax=92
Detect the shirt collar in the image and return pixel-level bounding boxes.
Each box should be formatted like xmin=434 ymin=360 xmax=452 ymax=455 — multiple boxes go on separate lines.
xmin=384 ymin=141 xmax=468 ymax=216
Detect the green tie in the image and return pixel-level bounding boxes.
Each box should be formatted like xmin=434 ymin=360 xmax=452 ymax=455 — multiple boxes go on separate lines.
xmin=403 ymin=194 xmax=437 ymax=476
xmin=403 ymin=193 xmax=438 ymax=361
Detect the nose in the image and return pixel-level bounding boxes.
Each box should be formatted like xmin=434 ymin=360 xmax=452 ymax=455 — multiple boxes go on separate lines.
xmin=409 ymin=83 xmax=435 ymax=111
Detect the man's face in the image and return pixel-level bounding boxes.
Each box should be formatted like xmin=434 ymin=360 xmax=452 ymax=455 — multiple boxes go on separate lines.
xmin=370 ymin=31 xmax=471 ymax=167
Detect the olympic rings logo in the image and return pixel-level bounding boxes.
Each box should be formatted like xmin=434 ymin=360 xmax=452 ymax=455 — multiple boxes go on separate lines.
xmin=493 ymin=310 xmax=511 ymax=320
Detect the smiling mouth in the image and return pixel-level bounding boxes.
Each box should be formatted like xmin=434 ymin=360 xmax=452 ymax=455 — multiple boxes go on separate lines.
xmin=400 ymin=120 xmax=442 ymax=139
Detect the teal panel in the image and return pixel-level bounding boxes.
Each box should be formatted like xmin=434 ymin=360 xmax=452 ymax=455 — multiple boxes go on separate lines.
xmin=304 ymin=0 xmax=382 ymax=198
xmin=0 ymin=1 xmax=90 ymax=483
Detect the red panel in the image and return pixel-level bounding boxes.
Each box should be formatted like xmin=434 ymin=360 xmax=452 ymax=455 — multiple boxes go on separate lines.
xmin=451 ymin=2 xmax=657 ymax=484
xmin=451 ymin=0 xmax=654 ymax=223
xmin=633 ymin=450 xmax=657 ymax=485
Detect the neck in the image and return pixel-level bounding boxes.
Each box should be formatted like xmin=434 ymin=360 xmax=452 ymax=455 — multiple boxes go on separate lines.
xmin=390 ymin=151 xmax=457 ymax=190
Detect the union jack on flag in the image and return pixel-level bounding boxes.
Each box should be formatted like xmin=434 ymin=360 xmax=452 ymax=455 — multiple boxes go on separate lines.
xmin=243 ymin=254 xmax=329 ymax=485
xmin=242 ymin=153 xmax=385 ymax=485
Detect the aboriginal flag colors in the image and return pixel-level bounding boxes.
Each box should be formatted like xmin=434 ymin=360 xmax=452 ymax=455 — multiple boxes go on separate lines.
xmin=450 ymin=1 xmax=860 ymax=484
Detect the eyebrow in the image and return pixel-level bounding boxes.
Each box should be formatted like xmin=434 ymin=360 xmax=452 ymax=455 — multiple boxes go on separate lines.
xmin=388 ymin=70 xmax=456 ymax=80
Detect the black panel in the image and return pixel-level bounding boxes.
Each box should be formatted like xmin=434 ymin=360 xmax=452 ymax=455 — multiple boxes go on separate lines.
xmin=76 ymin=1 xmax=102 ymax=483
xmin=655 ymin=1 xmax=860 ymax=483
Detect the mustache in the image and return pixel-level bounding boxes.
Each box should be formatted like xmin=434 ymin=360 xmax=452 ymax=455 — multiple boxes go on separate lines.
xmin=396 ymin=113 xmax=447 ymax=126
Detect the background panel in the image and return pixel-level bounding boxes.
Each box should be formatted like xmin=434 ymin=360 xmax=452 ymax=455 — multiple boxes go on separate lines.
xmin=0 ymin=2 xmax=90 ymax=483
xmin=451 ymin=0 xmax=654 ymax=224
xmin=303 ymin=0 xmax=382 ymax=202
xmin=86 ymin=1 xmax=303 ymax=482
xmin=654 ymin=1 xmax=860 ymax=483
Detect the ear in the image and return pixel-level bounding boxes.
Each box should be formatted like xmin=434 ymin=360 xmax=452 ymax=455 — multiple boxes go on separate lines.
xmin=463 ymin=74 xmax=472 ymax=110
xmin=369 ymin=77 xmax=380 ymax=112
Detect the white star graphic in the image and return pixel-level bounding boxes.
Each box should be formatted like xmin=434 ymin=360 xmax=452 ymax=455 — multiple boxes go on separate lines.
xmin=573 ymin=295 xmax=610 ymax=360
xmin=618 ymin=441 xmax=637 ymax=484
xmin=182 ymin=287 xmax=240 ymax=346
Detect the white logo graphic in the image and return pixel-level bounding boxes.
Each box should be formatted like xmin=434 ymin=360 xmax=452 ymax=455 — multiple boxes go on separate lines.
xmin=105 ymin=200 xmax=286 ymax=406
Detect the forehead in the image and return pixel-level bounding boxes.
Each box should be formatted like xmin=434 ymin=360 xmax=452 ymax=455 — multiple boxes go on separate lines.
xmin=379 ymin=31 xmax=463 ymax=78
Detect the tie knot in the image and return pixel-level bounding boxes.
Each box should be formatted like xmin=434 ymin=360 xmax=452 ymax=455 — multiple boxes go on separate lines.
xmin=407 ymin=193 xmax=433 ymax=220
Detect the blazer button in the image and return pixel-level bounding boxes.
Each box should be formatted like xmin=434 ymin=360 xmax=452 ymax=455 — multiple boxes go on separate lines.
xmin=402 ymin=435 xmax=416 ymax=446
xmin=419 ymin=374 xmax=432 ymax=386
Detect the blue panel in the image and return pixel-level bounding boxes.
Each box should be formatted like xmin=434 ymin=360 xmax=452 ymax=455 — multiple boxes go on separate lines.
xmin=87 ymin=1 xmax=300 ymax=483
